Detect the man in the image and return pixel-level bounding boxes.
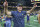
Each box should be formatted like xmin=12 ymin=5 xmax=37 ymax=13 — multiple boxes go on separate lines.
xmin=27 ymin=12 xmax=30 ymax=25
xmin=0 ymin=16 xmax=2 ymax=27
xmin=4 ymin=15 xmax=12 ymax=27
xmin=3 ymin=0 xmax=36 ymax=27
xmin=0 ymin=16 xmax=2 ymax=22
xmin=38 ymin=10 xmax=40 ymax=24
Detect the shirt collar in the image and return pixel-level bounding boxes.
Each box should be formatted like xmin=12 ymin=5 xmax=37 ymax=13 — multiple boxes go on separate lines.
xmin=17 ymin=10 xmax=22 ymax=13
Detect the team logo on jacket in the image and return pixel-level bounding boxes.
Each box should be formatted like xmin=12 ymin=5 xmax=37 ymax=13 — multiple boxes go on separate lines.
xmin=22 ymin=14 xmax=23 ymax=15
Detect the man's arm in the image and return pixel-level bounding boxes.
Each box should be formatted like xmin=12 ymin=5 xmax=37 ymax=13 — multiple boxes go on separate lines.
xmin=5 ymin=8 xmax=11 ymax=15
xmin=27 ymin=3 xmax=37 ymax=14
xmin=4 ymin=0 xmax=11 ymax=15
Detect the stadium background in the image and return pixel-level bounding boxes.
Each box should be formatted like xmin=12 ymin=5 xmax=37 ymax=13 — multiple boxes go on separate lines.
xmin=0 ymin=0 xmax=40 ymax=27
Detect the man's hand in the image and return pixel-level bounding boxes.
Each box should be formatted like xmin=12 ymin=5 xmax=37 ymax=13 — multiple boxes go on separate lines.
xmin=3 ymin=0 xmax=8 ymax=8
xmin=33 ymin=3 xmax=37 ymax=7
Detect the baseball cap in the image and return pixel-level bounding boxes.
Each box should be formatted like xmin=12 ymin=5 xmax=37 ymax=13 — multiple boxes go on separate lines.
xmin=17 ymin=3 xmax=23 ymax=7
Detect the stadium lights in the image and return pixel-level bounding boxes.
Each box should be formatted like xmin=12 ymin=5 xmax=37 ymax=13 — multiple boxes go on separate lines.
xmin=36 ymin=2 xmax=40 ymax=3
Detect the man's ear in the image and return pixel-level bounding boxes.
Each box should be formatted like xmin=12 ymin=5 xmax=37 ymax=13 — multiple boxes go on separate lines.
xmin=16 ymin=6 xmax=18 ymax=8
xmin=16 ymin=6 xmax=17 ymax=7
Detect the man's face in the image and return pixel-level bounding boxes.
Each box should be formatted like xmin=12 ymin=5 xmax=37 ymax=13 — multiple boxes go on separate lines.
xmin=17 ymin=6 xmax=23 ymax=11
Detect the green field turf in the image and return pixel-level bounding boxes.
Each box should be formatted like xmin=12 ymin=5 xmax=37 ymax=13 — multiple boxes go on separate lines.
xmin=0 ymin=15 xmax=40 ymax=27
xmin=25 ymin=15 xmax=40 ymax=27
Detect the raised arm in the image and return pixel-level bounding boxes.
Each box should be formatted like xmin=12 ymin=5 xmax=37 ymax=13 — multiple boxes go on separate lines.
xmin=27 ymin=3 xmax=37 ymax=14
xmin=3 ymin=0 xmax=11 ymax=15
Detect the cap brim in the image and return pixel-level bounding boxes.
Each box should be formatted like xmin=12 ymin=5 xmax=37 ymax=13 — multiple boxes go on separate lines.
xmin=17 ymin=5 xmax=23 ymax=7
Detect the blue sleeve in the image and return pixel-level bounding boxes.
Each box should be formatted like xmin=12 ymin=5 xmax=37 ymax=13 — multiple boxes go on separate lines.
xmin=23 ymin=11 xmax=26 ymax=15
xmin=11 ymin=11 xmax=14 ymax=16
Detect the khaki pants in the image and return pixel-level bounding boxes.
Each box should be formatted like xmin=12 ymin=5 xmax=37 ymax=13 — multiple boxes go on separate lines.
xmin=38 ymin=17 xmax=40 ymax=24
xmin=38 ymin=14 xmax=40 ymax=24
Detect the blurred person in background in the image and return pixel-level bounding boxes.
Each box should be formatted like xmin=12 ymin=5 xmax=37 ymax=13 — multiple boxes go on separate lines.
xmin=0 ymin=15 xmax=2 ymax=27
xmin=38 ymin=10 xmax=40 ymax=24
xmin=4 ymin=15 xmax=12 ymax=27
